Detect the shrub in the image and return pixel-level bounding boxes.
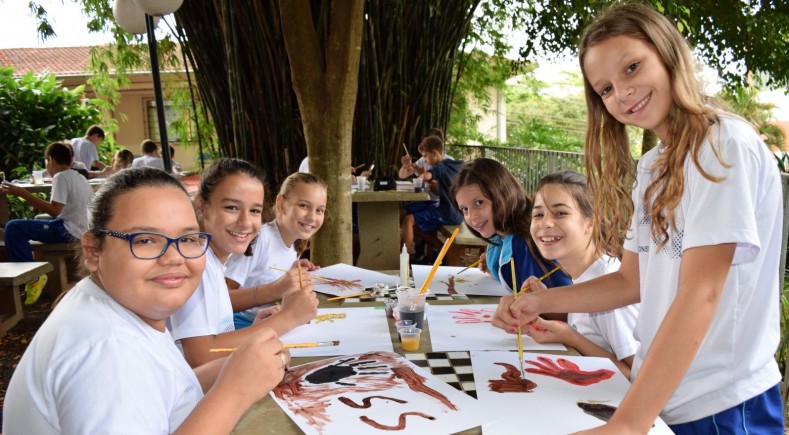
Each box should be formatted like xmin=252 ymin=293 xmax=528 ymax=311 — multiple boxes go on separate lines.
xmin=0 ymin=67 xmax=100 ymax=176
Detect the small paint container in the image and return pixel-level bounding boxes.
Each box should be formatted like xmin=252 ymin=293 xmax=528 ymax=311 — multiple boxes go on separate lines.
xmin=399 ymin=326 xmax=422 ymax=352
xmin=394 ymin=319 xmax=415 ymax=342
xmin=384 ymin=299 xmax=397 ymax=318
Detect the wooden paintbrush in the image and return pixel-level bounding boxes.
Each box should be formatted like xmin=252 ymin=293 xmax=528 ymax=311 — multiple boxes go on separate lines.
xmin=418 ymin=226 xmax=459 ymax=295
xmin=518 ymin=265 xmax=562 ymax=294
xmin=326 ymin=292 xmax=369 ymax=301
xmin=209 ymin=340 xmax=341 ymax=352
xmin=269 ymin=266 xmax=335 ymax=283
xmin=456 ymin=257 xmax=483 ymax=275
xmin=511 ymin=258 xmax=525 ymax=382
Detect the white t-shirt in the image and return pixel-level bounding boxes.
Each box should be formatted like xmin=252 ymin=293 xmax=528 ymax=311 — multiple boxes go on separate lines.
xmin=132 ymin=155 xmax=166 ymax=170
xmin=225 ymin=221 xmax=298 ymax=321
xmin=567 ymin=255 xmax=639 ymax=362
xmin=298 ymin=157 xmax=310 ymax=173
xmin=70 ymin=137 xmax=99 ymax=168
xmin=2 ymin=278 xmax=202 ymax=434
xmin=169 ymin=249 xmax=235 ymax=342
xmin=623 ymin=115 xmax=782 ymax=424
xmin=50 ymin=168 xmax=94 ymax=239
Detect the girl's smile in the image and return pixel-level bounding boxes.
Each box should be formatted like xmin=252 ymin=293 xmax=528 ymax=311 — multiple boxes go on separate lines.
xmin=276 ymin=181 xmax=327 ymax=247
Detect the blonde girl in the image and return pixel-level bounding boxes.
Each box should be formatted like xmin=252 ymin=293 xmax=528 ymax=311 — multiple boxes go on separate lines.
xmin=169 ymin=159 xmax=318 ymax=367
xmin=493 ymin=3 xmax=783 ymax=433
xmin=3 ymin=167 xmax=287 ymax=434
xmin=524 ymin=171 xmax=639 ymax=378
xmin=226 ymin=172 xmax=328 ymax=329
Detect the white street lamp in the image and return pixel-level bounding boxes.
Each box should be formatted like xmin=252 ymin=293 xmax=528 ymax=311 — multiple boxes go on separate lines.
xmin=133 ymin=0 xmax=184 ymax=17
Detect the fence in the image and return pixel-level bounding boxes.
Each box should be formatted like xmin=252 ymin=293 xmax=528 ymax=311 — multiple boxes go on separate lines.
xmin=446 ymin=144 xmax=586 ymax=193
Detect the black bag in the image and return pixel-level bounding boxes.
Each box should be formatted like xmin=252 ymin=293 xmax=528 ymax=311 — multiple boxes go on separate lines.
xmin=373 ymin=176 xmax=397 ymax=191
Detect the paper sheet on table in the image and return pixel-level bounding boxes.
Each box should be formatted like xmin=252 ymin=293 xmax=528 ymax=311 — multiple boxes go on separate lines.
xmin=311 ymin=263 xmax=400 ymax=296
xmin=279 ymin=307 xmax=393 ymax=357
xmin=412 ymin=265 xmax=509 ymax=296
xmin=428 ymin=304 xmax=565 ymax=352
xmin=271 ymin=351 xmax=489 ymax=435
xmin=471 ymin=351 xmax=673 ymax=434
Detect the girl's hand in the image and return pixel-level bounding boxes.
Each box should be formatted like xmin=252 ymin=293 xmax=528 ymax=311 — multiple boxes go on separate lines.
xmin=478 ymin=253 xmax=488 ymax=274
xmin=491 ymin=293 xmax=541 ymax=333
xmin=280 ymin=284 xmax=319 ymax=326
xmin=524 ymin=317 xmax=572 ymax=344
xmin=252 ymin=305 xmax=282 ymax=323
xmin=520 ymin=274 xmax=549 ymax=293
xmin=295 ymin=258 xmax=320 ymax=271
xmin=401 ymin=155 xmax=413 ymax=168
xmin=274 ymin=267 xmax=309 ymax=300
xmin=214 ymin=327 xmax=285 ymax=404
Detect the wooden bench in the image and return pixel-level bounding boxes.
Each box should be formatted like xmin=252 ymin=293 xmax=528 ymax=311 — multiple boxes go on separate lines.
xmin=438 ymin=224 xmax=487 ymax=266
xmin=0 ymin=262 xmax=54 ymax=336
xmin=0 ymin=241 xmax=80 ymax=298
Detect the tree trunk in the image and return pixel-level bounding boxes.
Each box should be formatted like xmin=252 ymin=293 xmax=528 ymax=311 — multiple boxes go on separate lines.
xmin=279 ymin=0 xmax=364 ymax=265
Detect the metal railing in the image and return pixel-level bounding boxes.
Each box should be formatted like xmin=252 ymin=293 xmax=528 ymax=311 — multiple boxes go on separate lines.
xmin=447 ymin=144 xmax=586 ymax=193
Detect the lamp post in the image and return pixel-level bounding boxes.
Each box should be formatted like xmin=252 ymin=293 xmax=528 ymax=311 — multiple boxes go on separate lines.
xmin=113 ymin=0 xmax=184 ymax=174
xmin=144 ymin=13 xmax=172 ymax=173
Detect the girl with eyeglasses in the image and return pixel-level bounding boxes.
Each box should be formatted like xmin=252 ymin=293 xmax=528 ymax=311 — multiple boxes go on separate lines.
xmin=226 ymin=172 xmax=327 ymax=329
xmin=169 ymin=158 xmax=318 ymax=367
xmin=3 ymin=167 xmax=288 ymax=434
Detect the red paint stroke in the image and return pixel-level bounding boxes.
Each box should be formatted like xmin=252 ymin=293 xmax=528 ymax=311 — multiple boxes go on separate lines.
xmin=489 ymin=362 xmax=537 ymax=393
xmin=525 ymin=356 xmax=614 ymax=386
xmin=449 ymin=308 xmax=495 ymax=324
xmin=392 ymin=366 xmax=458 ymax=411
xmin=359 ymin=412 xmax=436 ymax=430
xmin=338 ymin=395 xmax=407 ymax=408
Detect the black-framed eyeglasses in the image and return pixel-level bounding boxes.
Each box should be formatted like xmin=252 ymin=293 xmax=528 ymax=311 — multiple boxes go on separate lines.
xmin=94 ymin=229 xmax=212 ymax=260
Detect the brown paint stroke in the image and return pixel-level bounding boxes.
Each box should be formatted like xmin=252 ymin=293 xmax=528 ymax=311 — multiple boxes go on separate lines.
xmin=489 ymin=362 xmax=537 ymax=393
xmin=359 ymin=412 xmax=436 ymax=430
xmin=338 ymin=395 xmax=407 ymax=409
xmin=392 ymin=366 xmax=458 ymax=411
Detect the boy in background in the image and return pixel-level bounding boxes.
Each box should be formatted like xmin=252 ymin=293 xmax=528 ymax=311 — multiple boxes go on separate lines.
xmin=0 ymin=142 xmax=94 ymax=304
xmin=70 ymin=125 xmax=107 ymax=171
xmin=401 ymin=135 xmax=463 ymax=260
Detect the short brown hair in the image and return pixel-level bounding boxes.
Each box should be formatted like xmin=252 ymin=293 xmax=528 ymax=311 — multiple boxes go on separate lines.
xmin=417 ymin=135 xmax=443 ymax=154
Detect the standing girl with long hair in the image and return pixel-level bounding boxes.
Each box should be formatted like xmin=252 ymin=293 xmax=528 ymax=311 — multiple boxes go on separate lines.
xmin=493 ymin=4 xmax=783 ymax=433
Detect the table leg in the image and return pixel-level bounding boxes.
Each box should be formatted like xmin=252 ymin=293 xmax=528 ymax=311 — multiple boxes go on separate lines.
xmin=355 ymin=201 xmax=400 ymax=270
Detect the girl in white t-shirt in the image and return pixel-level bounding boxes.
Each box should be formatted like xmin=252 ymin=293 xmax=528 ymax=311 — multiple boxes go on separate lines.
xmin=3 ymin=167 xmax=287 ymax=434
xmin=170 ymin=159 xmax=318 ymax=367
xmin=493 ymin=4 xmax=783 ymax=433
xmin=226 ymin=172 xmax=328 ymax=329
xmin=522 ymin=171 xmax=639 ymax=378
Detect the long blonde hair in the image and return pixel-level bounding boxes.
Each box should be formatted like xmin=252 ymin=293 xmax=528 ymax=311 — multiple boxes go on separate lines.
xmin=276 ymin=172 xmax=327 ymax=255
xmin=579 ymin=2 xmax=727 ymax=253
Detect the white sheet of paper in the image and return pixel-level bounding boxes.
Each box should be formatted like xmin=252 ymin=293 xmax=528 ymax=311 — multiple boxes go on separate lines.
xmin=311 ymin=263 xmax=400 ymax=296
xmin=271 ymin=351 xmax=489 ymax=435
xmin=412 ymin=265 xmax=509 ymax=296
xmin=279 ymin=307 xmax=393 ymax=357
xmin=428 ymin=304 xmax=565 ymax=352
xmin=471 ymin=351 xmax=673 ymax=434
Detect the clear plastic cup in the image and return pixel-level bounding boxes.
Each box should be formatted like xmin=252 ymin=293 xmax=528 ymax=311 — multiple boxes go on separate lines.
xmin=32 ymin=170 xmax=44 ymax=185
xmin=396 ymin=287 xmax=428 ymax=330
xmin=399 ymin=326 xmax=422 ymax=351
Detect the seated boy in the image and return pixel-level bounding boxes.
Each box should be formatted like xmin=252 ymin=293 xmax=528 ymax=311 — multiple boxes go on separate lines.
xmin=132 ymin=139 xmax=166 ymax=170
xmin=401 ymin=135 xmax=463 ymax=259
xmin=0 ymin=142 xmax=95 ymax=304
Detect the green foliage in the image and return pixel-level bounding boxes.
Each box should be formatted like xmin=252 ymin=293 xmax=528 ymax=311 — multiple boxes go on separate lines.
xmin=7 ymin=193 xmax=49 ymax=220
xmin=508 ymin=117 xmax=584 ymax=152
xmin=514 ymin=0 xmax=789 ymax=90
xmin=777 ymin=278 xmax=789 ymax=379
xmin=0 ymin=67 xmax=100 ymax=175
xmin=448 ymin=50 xmax=519 ymax=144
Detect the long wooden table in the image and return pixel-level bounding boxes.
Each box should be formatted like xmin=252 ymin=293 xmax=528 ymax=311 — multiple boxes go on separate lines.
xmin=352 ymin=190 xmax=431 ymax=270
xmin=232 ymin=292 xmax=577 ymax=434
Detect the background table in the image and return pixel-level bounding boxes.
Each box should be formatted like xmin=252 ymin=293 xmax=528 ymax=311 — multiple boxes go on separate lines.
xmin=352 ymin=190 xmax=430 ymax=270
xmin=0 ymin=179 xmax=104 ymax=224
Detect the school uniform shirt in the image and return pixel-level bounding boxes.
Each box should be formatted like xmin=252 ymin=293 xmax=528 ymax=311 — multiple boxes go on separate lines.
xmin=624 ymin=115 xmax=782 ymax=424
xmin=426 ymin=158 xmax=464 ymax=224
xmin=169 ymin=249 xmax=236 ymax=343
xmin=413 ymin=155 xmax=452 ymax=202
xmin=567 ymin=255 xmax=639 ymax=362
xmin=486 ymin=233 xmax=572 ymax=291
xmin=70 ymin=137 xmax=99 ymax=169
xmin=2 ymin=278 xmax=203 ymax=434
xmin=132 ymin=155 xmax=166 ymax=170
xmin=50 ymin=168 xmax=94 ymax=239
xmin=225 ymin=221 xmax=298 ymax=321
